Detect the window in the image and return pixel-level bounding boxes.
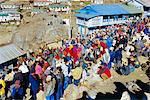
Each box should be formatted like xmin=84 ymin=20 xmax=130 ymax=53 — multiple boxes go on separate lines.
xmin=114 ymin=16 xmax=118 ymax=21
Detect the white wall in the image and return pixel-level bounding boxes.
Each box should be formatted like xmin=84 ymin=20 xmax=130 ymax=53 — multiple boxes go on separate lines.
xmin=94 ymin=0 xmax=103 ymax=4
xmin=34 ymin=2 xmax=50 ymax=6
xmin=0 ymin=5 xmax=18 ymax=9
xmin=76 ymin=18 xmax=88 ymax=26
xmin=102 ymin=18 xmax=127 ymax=26
xmin=0 ymin=13 xmax=20 ymax=22
xmin=0 ymin=16 xmax=9 ymax=22
xmin=87 ymin=16 xmax=103 ymax=27
xmin=76 ymin=16 xmax=103 ymax=28
xmin=76 ymin=16 xmax=130 ymax=34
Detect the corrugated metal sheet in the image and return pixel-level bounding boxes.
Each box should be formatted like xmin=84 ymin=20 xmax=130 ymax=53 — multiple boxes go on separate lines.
xmin=121 ymin=4 xmax=143 ymax=14
xmin=135 ymin=0 xmax=150 ymax=7
xmin=0 ymin=44 xmax=26 ymax=64
xmin=75 ymin=4 xmax=143 ymax=19
xmin=75 ymin=13 xmax=99 ymax=19
xmin=49 ymin=4 xmax=67 ymax=8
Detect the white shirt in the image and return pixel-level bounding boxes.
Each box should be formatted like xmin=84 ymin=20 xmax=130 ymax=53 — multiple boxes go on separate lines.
xmin=92 ymin=61 xmax=101 ymax=73
xmin=19 ymin=62 xmax=29 ymax=73
xmin=103 ymin=49 xmax=110 ymax=64
xmin=82 ymin=70 xmax=87 ymax=80
xmin=61 ymin=62 xmax=69 ymax=77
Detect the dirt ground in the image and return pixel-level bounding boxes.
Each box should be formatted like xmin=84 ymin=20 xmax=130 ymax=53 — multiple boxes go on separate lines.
xmin=0 ymin=13 xmax=68 ymax=50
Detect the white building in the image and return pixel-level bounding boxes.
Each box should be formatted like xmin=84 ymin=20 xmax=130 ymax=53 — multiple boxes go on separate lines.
xmin=72 ymin=0 xmax=90 ymax=1
xmin=0 ymin=9 xmax=20 ymax=22
xmin=20 ymin=5 xmax=32 ymax=10
xmin=75 ymin=4 xmax=143 ymax=35
xmin=33 ymin=0 xmax=68 ymax=6
xmin=31 ymin=8 xmax=46 ymax=15
xmin=0 ymin=3 xmax=20 ymax=9
xmin=49 ymin=4 xmax=69 ymax=12
xmin=92 ymin=0 xmax=103 ymax=4
xmin=33 ymin=0 xmax=52 ymax=6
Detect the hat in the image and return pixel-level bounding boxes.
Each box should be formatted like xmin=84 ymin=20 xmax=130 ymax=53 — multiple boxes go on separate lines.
xmin=75 ymin=61 xmax=79 ymax=66
xmin=87 ymin=90 xmax=97 ymax=99
xmin=110 ymin=47 xmax=114 ymax=51
xmin=128 ymin=41 xmax=132 ymax=45
xmin=122 ymin=58 xmax=128 ymax=66
xmin=38 ymin=49 xmax=42 ymax=53
xmin=40 ymin=83 xmax=42 ymax=86
xmin=56 ymin=62 xmax=61 ymax=67
xmin=119 ymin=44 xmax=123 ymax=48
xmin=46 ymin=75 xmax=52 ymax=82
xmin=71 ymin=40 xmax=76 ymax=45
xmin=36 ymin=57 xmax=41 ymax=61
xmin=69 ymin=45 xmax=73 ymax=50
xmin=29 ymin=49 xmax=33 ymax=53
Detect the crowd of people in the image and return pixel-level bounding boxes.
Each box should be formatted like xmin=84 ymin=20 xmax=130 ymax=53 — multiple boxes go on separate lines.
xmin=0 ymin=17 xmax=149 ymax=100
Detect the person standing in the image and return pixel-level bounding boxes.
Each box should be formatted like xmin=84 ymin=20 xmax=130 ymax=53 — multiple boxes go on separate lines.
xmin=0 ymin=78 xmax=6 ymax=99
xmin=29 ymin=73 xmax=40 ymax=100
xmin=4 ymin=69 xmax=14 ymax=98
xmin=55 ymin=67 xmax=64 ymax=100
xmin=44 ymin=75 xmax=56 ymax=100
xmin=115 ymin=47 xmax=123 ymax=64
xmin=109 ymin=47 xmax=115 ymax=69
xmin=18 ymin=62 xmax=29 ymax=95
xmin=61 ymin=61 xmax=70 ymax=90
xmin=11 ymin=80 xmax=24 ymax=100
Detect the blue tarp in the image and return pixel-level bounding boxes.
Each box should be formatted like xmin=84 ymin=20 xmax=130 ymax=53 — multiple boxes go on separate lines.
xmin=75 ymin=4 xmax=142 ymax=19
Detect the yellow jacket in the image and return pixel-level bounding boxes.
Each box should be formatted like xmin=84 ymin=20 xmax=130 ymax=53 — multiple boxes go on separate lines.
xmin=0 ymin=80 xmax=6 ymax=88
xmin=0 ymin=87 xmax=5 ymax=96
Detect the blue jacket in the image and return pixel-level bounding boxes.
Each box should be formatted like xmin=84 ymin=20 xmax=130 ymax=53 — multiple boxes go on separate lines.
xmin=115 ymin=48 xmax=122 ymax=59
xmin=143 ymin=28 xmax=150 ymax=34
xmin=29 ymin=74 xmax=40 ymax=93
xmin=109 ymin=51 xmax=115 ymax=62
xmin=12 ymin=87 xmax=23 ymax=99
xmin=106 ymin=37 xmax=113 ymax=48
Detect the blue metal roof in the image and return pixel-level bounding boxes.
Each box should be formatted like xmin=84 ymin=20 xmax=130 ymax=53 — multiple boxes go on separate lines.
xmin=75 ymin=4 xmax=142 ymax=19
xmin=75 ymin=13 xmax=99 ymax=19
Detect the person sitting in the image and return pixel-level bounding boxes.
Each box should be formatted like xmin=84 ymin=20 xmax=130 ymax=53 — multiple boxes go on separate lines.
xmin=97 ymin=65 xmax=111 ymax=80
xmin=55 ymin=67 xmax=64 ymax=100
xmin=119 ymin=64 xmax=130 ymax=75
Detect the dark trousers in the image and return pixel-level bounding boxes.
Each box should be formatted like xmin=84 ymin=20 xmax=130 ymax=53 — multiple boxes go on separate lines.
xmin=5 ymin=81 xmax=12 ymax=98
xmin=22 ymin=72 xmax=29 ymax=95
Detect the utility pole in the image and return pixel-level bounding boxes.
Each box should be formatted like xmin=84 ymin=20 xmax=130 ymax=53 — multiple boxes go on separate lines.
xmin=68 ymin=1 xmax=72 ymax=39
